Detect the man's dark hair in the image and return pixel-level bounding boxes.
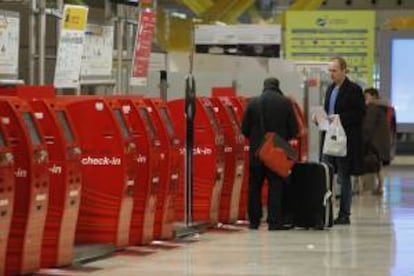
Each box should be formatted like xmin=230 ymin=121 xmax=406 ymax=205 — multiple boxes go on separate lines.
xmin=364 ymin=87 xmax=379 ymax=99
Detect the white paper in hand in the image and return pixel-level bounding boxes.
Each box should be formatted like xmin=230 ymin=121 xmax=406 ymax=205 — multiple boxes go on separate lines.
xmin=312 ymin=107 xmax=329 ymax=131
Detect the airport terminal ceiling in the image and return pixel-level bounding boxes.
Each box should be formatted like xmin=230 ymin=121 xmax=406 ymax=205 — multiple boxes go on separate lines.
xmin=40 ymin=0 xmax=414 ymax=15
xmin=75 ymin=0 xmax=414 ymax=8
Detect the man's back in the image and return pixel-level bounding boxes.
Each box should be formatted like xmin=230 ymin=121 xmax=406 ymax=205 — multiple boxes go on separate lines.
xmin=241 ymin=77 xmax=298 ymax=230
xmin=241 ymin=90 xmax=298 ymax=163
xmin=260 ymin=91 xmax=297 ymax=140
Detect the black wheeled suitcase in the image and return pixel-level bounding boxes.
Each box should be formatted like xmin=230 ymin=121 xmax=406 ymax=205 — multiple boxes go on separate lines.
xmin=289 ymin=162 xmax=334 ymax=230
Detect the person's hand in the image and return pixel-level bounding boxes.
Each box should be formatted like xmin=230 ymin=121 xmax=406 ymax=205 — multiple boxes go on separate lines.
xmin=328 ymin=114 xmax=338 ymax=123
xmin=311 ymin=112 xmax=318 ymax=125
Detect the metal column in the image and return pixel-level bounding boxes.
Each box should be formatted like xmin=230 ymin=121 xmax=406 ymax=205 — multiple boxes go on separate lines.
xmin=38 ymin=0 xmax=46 ymax=84
xmin=29 ymin=0 xmax=37 ymax=84
xmin=126 ymin=21 xmax=135 ymax=95
xmin=116 ymin=5 xmax=125 ymax=94
xmin=56 ymin=0 xmax=63 ymax=38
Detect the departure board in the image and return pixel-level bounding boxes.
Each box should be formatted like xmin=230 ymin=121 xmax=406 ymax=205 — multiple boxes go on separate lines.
xmin=285 ymin=11 xmax=375 ymax=86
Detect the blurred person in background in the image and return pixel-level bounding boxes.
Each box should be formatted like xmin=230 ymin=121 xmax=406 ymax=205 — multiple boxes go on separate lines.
xmin=362 ymin=88 xmax=391 ymax=195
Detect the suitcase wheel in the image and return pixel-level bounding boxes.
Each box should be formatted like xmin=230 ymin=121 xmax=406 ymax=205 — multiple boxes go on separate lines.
xmin=314 ymin=225 xmax=324 ymax=230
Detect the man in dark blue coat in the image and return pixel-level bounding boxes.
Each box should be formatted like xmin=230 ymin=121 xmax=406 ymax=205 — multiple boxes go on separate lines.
xmin=323 ymin=57 xmax=365 ymax=225
xmin=241 ymin=77 xmax=298 ymax=230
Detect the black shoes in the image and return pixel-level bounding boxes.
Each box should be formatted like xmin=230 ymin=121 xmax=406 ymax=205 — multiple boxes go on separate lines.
xmin=248 ymin=223 xmax=260 ymax=230
xmin=334 ymin=216 xmax=350 ymax=225
xmin=268 ymin=224 xmax=292 ymax=231
xmin=249 ymin=223 xmax=292 ymax=230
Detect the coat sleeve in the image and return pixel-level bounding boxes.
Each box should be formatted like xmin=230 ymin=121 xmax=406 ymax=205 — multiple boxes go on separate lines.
xmin=286 ymin=102 xmax=298 ymax=140
xmin=362 ymin=105 xmax=378 ymax=145
xmin=323 ymin=85 xmax=334 ymax=114
xmin=339 ymin=83 xmax=366 ymax=128
xmin=241 ymin=102 xmax=253 ymax=138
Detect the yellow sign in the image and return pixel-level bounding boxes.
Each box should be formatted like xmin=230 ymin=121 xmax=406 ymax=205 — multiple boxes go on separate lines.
xmin=63 ymin=5 xmax=88 ymax=31
xmin=285 ymin=11 xmax=376 ymax=86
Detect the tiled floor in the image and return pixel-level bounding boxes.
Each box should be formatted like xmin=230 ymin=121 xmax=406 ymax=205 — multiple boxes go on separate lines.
xmin=39 ymin=165 xmax=414 ymax=276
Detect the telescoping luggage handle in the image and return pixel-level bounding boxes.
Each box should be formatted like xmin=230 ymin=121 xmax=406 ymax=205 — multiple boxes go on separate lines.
xmin=320 ymin=162 xmax=333 ymax=228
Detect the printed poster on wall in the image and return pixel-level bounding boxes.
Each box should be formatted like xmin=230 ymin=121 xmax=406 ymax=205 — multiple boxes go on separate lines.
xmin=0 ymin=11 xmax=19 ymax=76
xmin=54 ymin=5 xmax=88 ymax=88
xmin=130 ymin=9 xmax=156 ymax=86
xmin=285 ymin=11 xmax=375 ymax=86
xmin=81 ymin=24 xmax=114 ymax=76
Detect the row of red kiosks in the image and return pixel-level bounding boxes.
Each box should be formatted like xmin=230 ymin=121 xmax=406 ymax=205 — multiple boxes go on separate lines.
xmin=65 ymin=95 xmax=180 ymax=245
xmin=169 ymin=98 xmax=224 ymax=225
xmin=0 ymin=85 xmax=307 ymax=274
xmin=112 ymin=96 xmax=180 ymax=244
xmin=63 ymin=95 xmax=180 ymax=248
xmin=168 ymin=96 xmax=249 ymax=225
xmin=0 ymin=86 xmax=182 ymax=275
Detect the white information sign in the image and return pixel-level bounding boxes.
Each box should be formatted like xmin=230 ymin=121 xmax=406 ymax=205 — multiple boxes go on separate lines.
xmin=195 ymin=24 xmax=282 ymax=45
xmin=54 ymin=5 xmax=88 ymax=88
xmin=81 ymin=24 xmax=114 ymax=76
xmin=0 ymin=12 xmax=19 ymax=75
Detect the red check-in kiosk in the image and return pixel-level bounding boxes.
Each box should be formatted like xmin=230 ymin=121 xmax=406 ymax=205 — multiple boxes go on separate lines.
xmin=210 ymin=97 xmax=245 ymax=223
xmin=30 ymin=98 xmax=82 ymax=267
xmin=0 ymin=98 xmax=49 ymax=275
xmin=1 ymin=85 xmax=83 ymax=268
xmin=61 ymin=97 xmax=137 ymax=247
xmin=115 ymin=97 xmax=161 ymax=245
xmin=143 ymin=98 xmax=181 ymax=240
xmin=0 ymin=126 xmax=14 ymax=276
xmin=230 ymin=96 xmax=249 ymax=221
xmin=168 ymin=97 xmax=225 ymax=224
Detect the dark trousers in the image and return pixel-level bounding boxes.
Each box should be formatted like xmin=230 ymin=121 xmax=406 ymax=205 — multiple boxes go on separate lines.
xmin=323 ymin=155 xmax=352 ymax=218
xmin=248 ymin=163 xmax=284 ymax=225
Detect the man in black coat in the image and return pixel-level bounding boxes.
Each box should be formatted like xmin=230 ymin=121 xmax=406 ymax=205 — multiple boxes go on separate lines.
xmin=241 ymin=77 xmax=298 ymax=230
xmin=322 ymin=57 xmax=365 ymax=225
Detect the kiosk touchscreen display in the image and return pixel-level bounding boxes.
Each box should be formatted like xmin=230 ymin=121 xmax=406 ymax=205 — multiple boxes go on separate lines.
xmin=22 ymin=112 xmax=42 ymax=146
xmin=159 ymin=107 xmax=176 ymax=138
xmin=113 ymin=109 xmax=131 ymax=138
xmin=225 ymin=106 xmax=240 ymax=129
xmin=205 ymin=106 xmax=219 ymax=131
xmin=56 ymin=111 xmax=75 ymax=143
xmin=139 ymin=108 xmax=157 ymax=139
xmin=0 ymin=129 xmax=5 ymax=147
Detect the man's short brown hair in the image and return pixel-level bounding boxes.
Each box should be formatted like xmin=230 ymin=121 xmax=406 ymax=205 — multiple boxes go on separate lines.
xmin=330 ymin=56 xmax=348 ymax=71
